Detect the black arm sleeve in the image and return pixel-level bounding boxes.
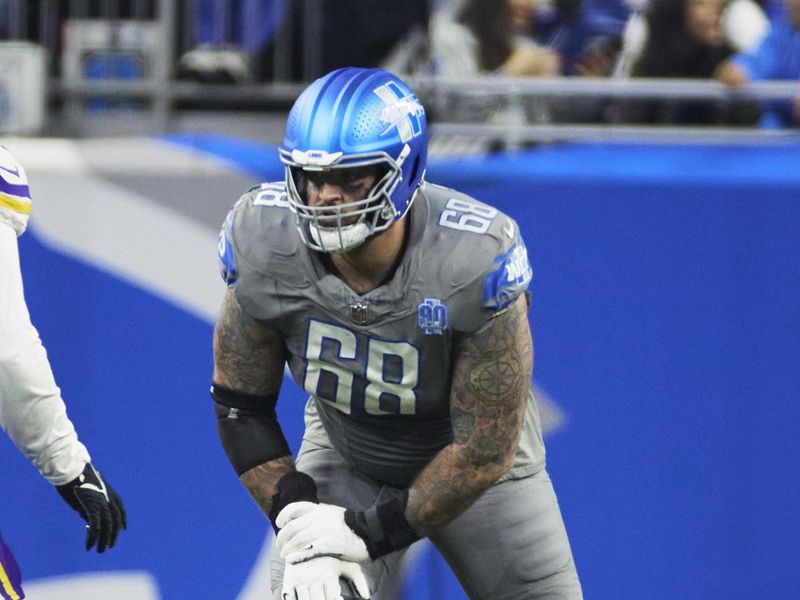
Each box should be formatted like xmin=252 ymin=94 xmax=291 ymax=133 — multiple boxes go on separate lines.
xmin=211 ymin=383 xmax=291 ymax=475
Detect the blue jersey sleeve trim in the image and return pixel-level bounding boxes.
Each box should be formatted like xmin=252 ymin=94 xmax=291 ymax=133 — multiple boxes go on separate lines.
xmin=483 ymin=239 xmax=532 ymax=310
xmin=218 ymin=209 xmax=238 ymax=286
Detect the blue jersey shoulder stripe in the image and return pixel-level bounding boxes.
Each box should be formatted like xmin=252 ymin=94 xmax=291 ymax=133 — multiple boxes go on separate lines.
xmin=217 ymin=209 xmax=238 ymax=286
xmin=483 ymin=239 xmax=532 ymax=310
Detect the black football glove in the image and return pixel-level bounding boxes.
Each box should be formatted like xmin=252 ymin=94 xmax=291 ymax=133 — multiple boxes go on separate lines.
xmin=56 ymin=462 xmax=127 ymax=553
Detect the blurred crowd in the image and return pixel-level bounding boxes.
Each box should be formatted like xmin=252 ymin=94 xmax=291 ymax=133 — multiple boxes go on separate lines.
xmin=1 ymin=0 xmax=798 ymax=127
xmin=184 ymin=0 xmax=798 ymax=127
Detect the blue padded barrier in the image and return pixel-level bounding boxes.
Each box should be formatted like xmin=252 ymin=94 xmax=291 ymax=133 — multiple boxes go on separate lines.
xmin=2 ymin=135 xmax=797 ymax=599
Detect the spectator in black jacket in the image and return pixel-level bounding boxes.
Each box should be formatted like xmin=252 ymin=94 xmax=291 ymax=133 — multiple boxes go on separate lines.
xmin=616 ymin=0 xmax=758 ymax=124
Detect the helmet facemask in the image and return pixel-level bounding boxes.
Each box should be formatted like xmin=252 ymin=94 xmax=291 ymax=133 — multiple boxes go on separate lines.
xmin=279 ymin=68 xmax=428 ymax=251
xmin=283 ymin=152 xmax=403 ymax=253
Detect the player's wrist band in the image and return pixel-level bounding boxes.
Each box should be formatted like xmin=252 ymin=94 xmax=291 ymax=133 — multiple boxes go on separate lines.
xmin=344 ymin=487 xmax=420 ymax=559
xmin=268 ymin=471 xmax=319 ymax=534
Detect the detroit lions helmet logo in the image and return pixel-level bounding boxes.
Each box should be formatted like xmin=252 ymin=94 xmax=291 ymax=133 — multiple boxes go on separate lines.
xmin=374 ymin=82 xmax=425 ymax=143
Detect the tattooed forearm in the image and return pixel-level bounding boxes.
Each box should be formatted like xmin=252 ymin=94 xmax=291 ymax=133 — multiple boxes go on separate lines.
xmin=213 ymin=289 xmax=286 ymax=395
xmin=407 ymin=295 xmax=533 ymax=534
xmin=214 ymin=291 xmax=294 ymax=518
xmin=240 ymin=455 xmax=296 ymax=516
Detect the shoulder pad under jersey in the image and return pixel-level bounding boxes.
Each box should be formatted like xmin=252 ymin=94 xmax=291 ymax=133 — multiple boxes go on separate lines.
xmin=217 ymin=181 xmax=307 ymax=321
xmin=0 ymin=146 xmax=32 ymax=236
xmin=420 ymin=183 xmax=532 ymax=329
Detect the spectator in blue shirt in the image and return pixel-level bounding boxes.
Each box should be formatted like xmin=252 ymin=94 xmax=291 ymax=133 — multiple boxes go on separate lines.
xmin=714 ymin=0 xmax=800 ymax=127
xmin=536 ymin=0 xmax=632 ymax=75
xmin=178 ymin=0 xmax=286 ymax=83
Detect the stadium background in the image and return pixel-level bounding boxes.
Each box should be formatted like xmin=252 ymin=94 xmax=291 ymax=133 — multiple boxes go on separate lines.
xmin=0 ymin=134 xmax=798 ymax=599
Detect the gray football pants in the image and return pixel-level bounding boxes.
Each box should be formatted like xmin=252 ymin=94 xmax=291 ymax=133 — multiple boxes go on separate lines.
xmin=271 ymin=439 xmax=582 ymax=600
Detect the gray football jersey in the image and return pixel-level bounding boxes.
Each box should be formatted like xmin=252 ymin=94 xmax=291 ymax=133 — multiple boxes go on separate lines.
xmin=219 ymin=181 xmax=545 ymax=488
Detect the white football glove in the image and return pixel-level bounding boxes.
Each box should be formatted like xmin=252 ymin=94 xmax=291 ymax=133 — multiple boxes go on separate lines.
xmin=281 ymin=555 xmax=370 ymax=600
xmin=276 ymin=502 xmax=370 ymax=564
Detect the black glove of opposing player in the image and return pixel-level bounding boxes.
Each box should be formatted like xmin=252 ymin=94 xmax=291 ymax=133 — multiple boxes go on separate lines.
xmin=56 ymin=462 xmax=127 ymax=553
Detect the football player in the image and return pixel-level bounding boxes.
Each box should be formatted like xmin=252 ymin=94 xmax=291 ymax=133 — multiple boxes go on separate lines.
xmin=213 ymin=67 xmax=582 ymax=600
xmin=0 ymin=145 xmax=126 ymax=599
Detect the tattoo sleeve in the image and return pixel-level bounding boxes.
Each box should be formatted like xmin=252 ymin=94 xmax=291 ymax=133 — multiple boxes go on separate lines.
xmin=213 ymin=289 xmax=295 ymax=516
xmin=406 ymin=294 xmax=533 ymax=535
xmin=213 ymin=289 xmax=286 ymax=395
xmin=239 ymin=455 xmax=296 ymax=516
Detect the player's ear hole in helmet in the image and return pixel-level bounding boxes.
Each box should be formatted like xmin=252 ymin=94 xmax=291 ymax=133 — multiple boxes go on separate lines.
xmin=279 ymin=67 xmax=428 ymax=253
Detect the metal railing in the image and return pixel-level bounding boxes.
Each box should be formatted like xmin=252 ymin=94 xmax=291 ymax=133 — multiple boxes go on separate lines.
xmin=1 ymin=1 xmax=799 ymax=143
xmin=35 ymin=76 xmax=800 ymax=143
xmin=413 ymin=77 xmax=800 ymax=146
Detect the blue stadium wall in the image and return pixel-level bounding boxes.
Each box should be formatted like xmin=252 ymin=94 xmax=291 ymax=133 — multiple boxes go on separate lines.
xmin=2 ymin=137 xmax=799 ymax=600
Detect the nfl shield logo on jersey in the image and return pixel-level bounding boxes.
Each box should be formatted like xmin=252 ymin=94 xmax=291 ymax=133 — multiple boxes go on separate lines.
xmin=418 ymin=298 xmax=448 ymax=335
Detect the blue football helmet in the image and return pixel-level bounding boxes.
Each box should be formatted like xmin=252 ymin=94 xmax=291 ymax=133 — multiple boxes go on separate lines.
xmin=280 ymin=67 xmax=428 ymax=252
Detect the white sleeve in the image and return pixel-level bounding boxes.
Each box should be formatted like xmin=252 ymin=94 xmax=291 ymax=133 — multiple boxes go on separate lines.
xmin=0 ymin=223 xmax=91 ymax=485
xmin=429 ymin=17 xmax=481 ymax=77
xmin=0 ymin=144 xmax=33 ymax=235
xmin=612 ymin=11 xmax=648 ymax=78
